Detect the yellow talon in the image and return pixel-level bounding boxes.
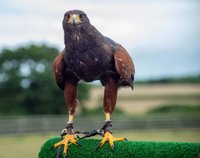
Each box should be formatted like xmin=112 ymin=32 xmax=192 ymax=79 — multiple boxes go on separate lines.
xmin=99 ymin=132 xmax=126 ymax=149
xmin=54 ymin=134 xmax=78 ymax=156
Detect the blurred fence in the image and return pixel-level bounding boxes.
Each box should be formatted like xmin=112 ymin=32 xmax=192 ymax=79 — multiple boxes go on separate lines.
xmin=0 ymin=115 xmax=200 ymax=135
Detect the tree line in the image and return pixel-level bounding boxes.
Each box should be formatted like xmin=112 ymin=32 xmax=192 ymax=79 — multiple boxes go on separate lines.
xmin=0 ymin=44 xmax=90 ymax=115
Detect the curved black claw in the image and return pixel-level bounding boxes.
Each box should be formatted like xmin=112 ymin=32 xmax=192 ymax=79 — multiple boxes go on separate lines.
xmin=96 ymin=142 xmax=102 ymax=151
xmin=56 ymin=146 xmax=62 ymax=158
xmin=76 ymin=141 xmax=81 ymax=147
xmin=111 ymin=144 xmax=114 ymax=150
xmin=96 ymin=141 xmax=115 ymax=151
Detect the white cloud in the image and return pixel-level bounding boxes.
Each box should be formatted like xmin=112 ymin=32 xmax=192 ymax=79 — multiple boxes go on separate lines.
xmin=0 ymin=0 xmax=200 ymax=78
xmin=1 ymin=0 xmax=199 ymax=49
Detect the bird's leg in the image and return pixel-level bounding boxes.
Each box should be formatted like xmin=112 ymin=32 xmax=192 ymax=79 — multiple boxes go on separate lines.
xmin=98 ymin=114 xmax=126 ymax=150
xmin=97 ymin=78 xmax=126 ymax=150
xmin=54 ymin=81 xmax=79 ymax=156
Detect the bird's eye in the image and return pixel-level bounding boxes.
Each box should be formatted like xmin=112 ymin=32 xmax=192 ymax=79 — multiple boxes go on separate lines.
xmin=79 ymin=14 xmax=84 ymax=19
xmin=65 ymin=14 xmax=70 ymax=19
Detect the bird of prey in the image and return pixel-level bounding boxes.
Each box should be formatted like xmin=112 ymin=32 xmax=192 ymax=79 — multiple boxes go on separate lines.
xmin=53 ymin=10 xmax=135 ymax=155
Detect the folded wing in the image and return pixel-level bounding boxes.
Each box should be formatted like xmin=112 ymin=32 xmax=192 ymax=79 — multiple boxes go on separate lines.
xmin=53 ymin=52 xmax=66 ymax=90
xmin=114 ymin=46 xmax=135 ymax=89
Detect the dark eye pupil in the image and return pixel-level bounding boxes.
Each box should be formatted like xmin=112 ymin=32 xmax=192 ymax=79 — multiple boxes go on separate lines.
xmin=79 ymin=14 xmax=83 ymax=19
xmin=65 ymin=14 xmax=70 ymax=19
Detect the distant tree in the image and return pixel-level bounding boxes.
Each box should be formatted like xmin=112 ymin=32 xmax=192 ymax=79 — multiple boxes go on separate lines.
xmin=0 ymin=44 xmax=90 ymax=115
xmin=136 ymin=75 xmax=200 ymax=84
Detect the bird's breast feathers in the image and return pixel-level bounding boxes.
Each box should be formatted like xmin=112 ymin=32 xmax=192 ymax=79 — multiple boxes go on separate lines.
xmin=64 ymin=46 xmax=115 ymax=82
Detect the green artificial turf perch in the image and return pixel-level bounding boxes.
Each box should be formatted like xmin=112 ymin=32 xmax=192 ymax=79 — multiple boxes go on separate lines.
xmin=39 ymin=137 xmax=200 ymax=158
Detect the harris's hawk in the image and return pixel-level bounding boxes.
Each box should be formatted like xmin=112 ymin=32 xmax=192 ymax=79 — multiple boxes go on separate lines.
xmin=53 ymin=10 xmax=135 ymax=156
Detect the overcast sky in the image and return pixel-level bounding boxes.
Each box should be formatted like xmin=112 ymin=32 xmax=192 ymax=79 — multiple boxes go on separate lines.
xmin=0 ymin=0 xmax=200 ymax=80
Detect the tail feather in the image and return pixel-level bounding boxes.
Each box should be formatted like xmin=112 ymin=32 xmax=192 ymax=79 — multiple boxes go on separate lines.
xmin=127 ymin=76 xmax=134 ymax=90
xmin=118 ymin=76 xmax=134 ymax=90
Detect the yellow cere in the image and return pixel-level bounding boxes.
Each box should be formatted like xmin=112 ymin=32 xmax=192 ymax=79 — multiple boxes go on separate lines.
xmin=68 ymin=14 xmax=82 ymax=24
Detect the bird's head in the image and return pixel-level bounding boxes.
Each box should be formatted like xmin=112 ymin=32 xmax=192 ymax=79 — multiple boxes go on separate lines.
xmin=62 ymin=10 xmax=90 ymax=31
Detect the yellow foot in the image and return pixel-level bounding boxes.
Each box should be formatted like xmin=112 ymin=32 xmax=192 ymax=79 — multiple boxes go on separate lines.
xmin=54 ymin=134 xmax=79 ymax=156
xmin=97 ymin=132 xmax=126 ymax=149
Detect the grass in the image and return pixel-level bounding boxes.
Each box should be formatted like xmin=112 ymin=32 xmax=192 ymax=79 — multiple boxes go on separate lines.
xmin=39 ymin=138 xmax=200 ymax=158
xmin=147 ymin=104 xmax=200 ymax=114
xmin=118 ymin=94 xmax=200 ymax=101
xmin=0 ymin=133 xmax=50 ymax=158
xmin=85 ymin=84 xmax=200 ymax=114
xmin=0 ymin=129 xmax=200 ymax=158
xmin=0 ymin=83 xmax=200 ymax=157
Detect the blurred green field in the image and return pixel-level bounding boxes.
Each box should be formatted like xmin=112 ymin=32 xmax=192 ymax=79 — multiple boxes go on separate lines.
xmin=0 ymin=45 xmax=200 ymax=157
xmin=86 ymin=84 xmax=200 ymax=114
xmin=0 ymin=129 xmax=199 ymax=158
xmin=0 ymin=83 xmax=199 ymax=158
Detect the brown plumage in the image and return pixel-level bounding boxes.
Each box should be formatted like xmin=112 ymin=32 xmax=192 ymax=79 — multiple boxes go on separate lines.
xmin=53 ymin=10 xmax=135 ymax=155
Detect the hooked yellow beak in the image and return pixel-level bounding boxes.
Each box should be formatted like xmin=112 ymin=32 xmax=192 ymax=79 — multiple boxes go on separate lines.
xmin=68 ymin=14 xmax=82 ymax=25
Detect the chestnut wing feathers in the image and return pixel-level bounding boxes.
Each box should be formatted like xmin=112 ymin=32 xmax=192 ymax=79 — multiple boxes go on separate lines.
xmin=53 ymin=44 xmax=135 ymax=90
xmin=114 ymin=46 xmax=135 ymax=89
xmin=53 ymin=52 xmax=66 ymax=90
